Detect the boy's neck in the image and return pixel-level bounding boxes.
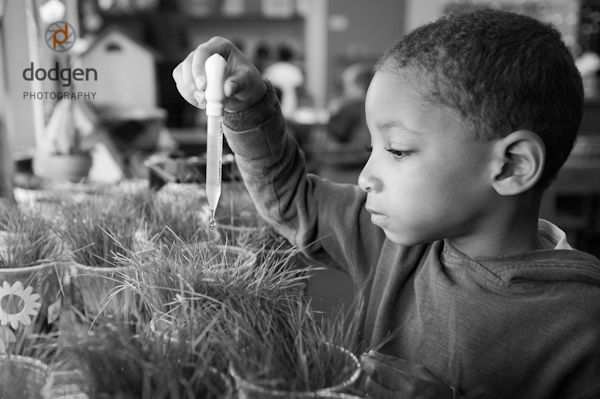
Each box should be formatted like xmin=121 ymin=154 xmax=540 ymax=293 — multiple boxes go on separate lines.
xmin=448 ymin=196 xmax=545 ymax=258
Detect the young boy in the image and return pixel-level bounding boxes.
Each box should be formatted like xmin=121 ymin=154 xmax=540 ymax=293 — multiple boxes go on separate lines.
xmin=173 ymin=9 xmax=600 ymax=399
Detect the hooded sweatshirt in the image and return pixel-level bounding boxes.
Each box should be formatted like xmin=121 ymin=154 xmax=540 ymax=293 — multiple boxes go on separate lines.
xmin=222 ymin=83 xmax=600 ymax=399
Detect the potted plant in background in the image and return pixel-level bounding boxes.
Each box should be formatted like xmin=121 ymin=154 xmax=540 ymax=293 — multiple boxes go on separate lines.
xmin=53 ymin=321 xmax=233 ymax=399
xmin=33 ymin=99 xmax=97 ymax=183
xmin=57 ymin=194 xmax=143 ymax=321
xmin=0 ymin=204 xmax=66 ymax=353
xmin=0 ymin=354 xmax=53 ymax=399
xmin=0 ymin=320 xmax=59 ymax=399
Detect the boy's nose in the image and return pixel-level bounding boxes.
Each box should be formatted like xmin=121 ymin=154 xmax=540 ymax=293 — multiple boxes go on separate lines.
xmin=358 ymin=165 xmax=380 ymax=193
xmin=357 ymin=171 xmax=371 ymax=192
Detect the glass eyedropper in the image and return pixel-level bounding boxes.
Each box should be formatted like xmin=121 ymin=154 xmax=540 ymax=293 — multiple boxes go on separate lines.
xmin=204 ymin=54 xmax=227 ymax=228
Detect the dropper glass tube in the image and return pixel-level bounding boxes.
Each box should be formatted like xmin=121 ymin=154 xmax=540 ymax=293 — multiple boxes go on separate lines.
xmin=205 ymin=116 xmax=222 ymax=228
xmin=204 ymin=54 xmax=227 ymax=228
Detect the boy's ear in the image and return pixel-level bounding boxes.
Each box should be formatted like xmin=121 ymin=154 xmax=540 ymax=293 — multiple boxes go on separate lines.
xmin=489 ymin=130 xmax=546 ymax=196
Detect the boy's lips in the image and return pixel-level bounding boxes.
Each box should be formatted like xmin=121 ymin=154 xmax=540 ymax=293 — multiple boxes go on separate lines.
xmin=366 ymin=207 xmax=383 ymax=215
xmin=366 ymin=207 xmax=387 ymax=224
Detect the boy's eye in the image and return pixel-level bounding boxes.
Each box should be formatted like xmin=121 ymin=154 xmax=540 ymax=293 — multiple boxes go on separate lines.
xmin=385 ymin=148 xmax=412 ymax=159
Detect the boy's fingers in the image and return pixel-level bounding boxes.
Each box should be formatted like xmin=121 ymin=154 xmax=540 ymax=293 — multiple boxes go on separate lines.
xmin=173 ymin=64 xmax=198 ymax=107
xmin=191 ymin=47 xmax=208 ymax=90
xmin=191 ymin=36 xmax=235 ymax=88
xmin=194 ymin=90 xmax=206 ymax=109
xmin=181 ymin=88 xmax=197 ymax=108
xmin=174 ymin=81 xmax=198 ymax=108
xmin=224 ymin=68 xmax=259 ymax=100
xmin=224 ymin=77 xmax=240 ymax=98
xmin=180 ymin=52 xmax=195 ymax=92
xmin=172 ymin=54 xmax=201 ymax=108
xmin=172 ymin=62 xmax=182 ymax=84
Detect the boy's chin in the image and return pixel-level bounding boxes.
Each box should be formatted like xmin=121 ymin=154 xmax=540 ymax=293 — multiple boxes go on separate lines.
xmin=383 ymin=229 xmax=434 ymax=247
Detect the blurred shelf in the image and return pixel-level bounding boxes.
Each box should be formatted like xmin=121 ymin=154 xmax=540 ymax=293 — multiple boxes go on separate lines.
xmin=188 ymin=14 xmax=302 ymax=22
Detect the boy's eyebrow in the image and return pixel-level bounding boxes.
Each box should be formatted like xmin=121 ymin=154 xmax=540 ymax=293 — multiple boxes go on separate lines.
xmin=376 ymin=120 xmax=424 ymax=135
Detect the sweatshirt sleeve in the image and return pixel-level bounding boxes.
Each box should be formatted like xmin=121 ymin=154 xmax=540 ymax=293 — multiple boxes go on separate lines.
xmin=222 ymin=82 xmax=385 ymax=283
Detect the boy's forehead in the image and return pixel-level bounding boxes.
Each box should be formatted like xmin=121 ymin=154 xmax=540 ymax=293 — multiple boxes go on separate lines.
xmin=366 ymin=69 xmax=467 ymax=139
xmin=368 ymin=69 xmax=432 ymax=103
xmin=367 ymin=70 xmax=433 ymax=117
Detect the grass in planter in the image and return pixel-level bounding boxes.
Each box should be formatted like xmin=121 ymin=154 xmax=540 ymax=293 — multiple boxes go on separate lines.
xmin=119 ymin=239 xmax=308 ymax=319
xmin=118 ymin=239 xmax=357 ymax=393
xmin=224 ymin=294 xmax=362 ymax=393
xmin=210 ymin=189 xmax=295 ymax=252
xmin=58 ymin=196 xmax=142 ymax=267
xmin=115 ymin=239 xmax=314 ymax=374
xmin=0 ymin=323 xmax=61 ymax=398
xmin=145 ymin=196 xmax=217 ymax=245
xmin=0 ymin=204 xmax=64 ymax=268
xmin=51 ymin=320 xmax=231 ymax=398
xmin=223 ymin=223 xmax=294 ymax=252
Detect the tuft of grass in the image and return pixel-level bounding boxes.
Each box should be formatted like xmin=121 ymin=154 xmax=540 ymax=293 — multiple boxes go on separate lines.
xmin=0 ymin=204 xmax=64 ymax=268
xmin=225 ymin=295 xmax=361 ymax=393
xmin=144 ymin=195 xmax=218 ymax=245
xmin=119 ymin=237 xmax=360 ymax=394
xmin=58 ymin=195 xmax=142 ymax=267
xmin=51 ymin=320 xmax=231 ymax=398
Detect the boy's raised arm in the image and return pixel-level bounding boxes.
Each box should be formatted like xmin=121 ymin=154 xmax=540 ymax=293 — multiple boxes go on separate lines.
xmin=173 ymin=37 xmax=385 ymax=279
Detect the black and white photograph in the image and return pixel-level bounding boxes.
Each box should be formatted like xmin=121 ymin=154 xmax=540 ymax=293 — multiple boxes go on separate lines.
xmin=1 ymin=0 xmax=599 ymax=398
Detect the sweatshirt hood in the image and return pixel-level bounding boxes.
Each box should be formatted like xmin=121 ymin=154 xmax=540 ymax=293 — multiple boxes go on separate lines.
xmin=440 ymin=220 xmax=600 ymax=288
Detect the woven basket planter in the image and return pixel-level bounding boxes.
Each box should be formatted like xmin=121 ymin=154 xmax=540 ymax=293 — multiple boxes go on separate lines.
xmin=0 ymin=355 xmax=53 ymax=399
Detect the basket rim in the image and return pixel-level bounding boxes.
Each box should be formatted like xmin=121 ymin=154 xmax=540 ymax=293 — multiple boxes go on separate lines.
xmin=70 ymin=262 xmax=134 ymax=274
xmin=0 ymin=354 xmax=52 ymax=375
xmin=0 ymin=260 xmax=67 ymax=273
xmin=229 ymin=343 xmax=361 ymax=396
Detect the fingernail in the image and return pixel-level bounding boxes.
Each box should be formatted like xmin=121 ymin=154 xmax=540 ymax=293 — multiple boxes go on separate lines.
xmin=368 ymin=349 xmax=376 ymax=356
xmin=193 ymin=91 xmax=203 ymax=107
xmin=195 ymin=76 xmax=205 ymax=89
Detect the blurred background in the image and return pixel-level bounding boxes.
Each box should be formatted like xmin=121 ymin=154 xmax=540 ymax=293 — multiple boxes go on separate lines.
xmin=1 ymin=0 xmax=600 ymax=313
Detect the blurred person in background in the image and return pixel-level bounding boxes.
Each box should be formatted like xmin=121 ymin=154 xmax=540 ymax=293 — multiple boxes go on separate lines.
xmin=325 ymin=62 xmax=373 ymax=163
xmin=263 ymin=43 xmax=304 ymax=118
xmin=252 ymin=41 xmax=272 ymax=75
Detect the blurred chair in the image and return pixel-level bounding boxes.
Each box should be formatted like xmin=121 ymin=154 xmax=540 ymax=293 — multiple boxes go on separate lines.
xmin=540 ymin=143 xmax=600 ymax=257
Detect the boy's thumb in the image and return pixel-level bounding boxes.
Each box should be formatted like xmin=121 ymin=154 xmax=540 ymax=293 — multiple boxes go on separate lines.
xmin=224 ymin=78 xmax=240 ymax=98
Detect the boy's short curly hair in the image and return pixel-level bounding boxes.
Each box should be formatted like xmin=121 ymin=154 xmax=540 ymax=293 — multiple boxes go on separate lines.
xmin=377 ymin=8 xmax=583 ymax=189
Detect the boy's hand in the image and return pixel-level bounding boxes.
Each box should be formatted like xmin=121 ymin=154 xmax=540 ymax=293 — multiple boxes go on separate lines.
xmin=172 ymin=36 xmax=266 ymax=114
xmin=361 ymin=350 xmax=453 ymax=399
